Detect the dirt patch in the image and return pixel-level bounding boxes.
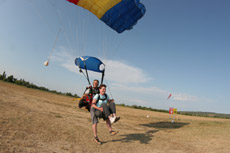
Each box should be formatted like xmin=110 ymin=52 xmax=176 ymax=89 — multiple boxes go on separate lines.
xmin=1 ymin=81 xmax=230 ymax=153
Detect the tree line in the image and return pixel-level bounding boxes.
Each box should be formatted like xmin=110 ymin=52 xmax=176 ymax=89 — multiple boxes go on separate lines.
xmin=117 ymin=103 xmax=230 ymax=119
xmin=0 ymin=71 xmax=79 ymax=98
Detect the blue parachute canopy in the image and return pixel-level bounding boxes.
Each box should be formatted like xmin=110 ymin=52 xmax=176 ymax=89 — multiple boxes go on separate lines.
xmin=68 ymin=0 xmax=146 ymax=33
xmin=101 ymin=0 xmax=146 ymax=33
xmin=75 ymin=56 xmax=105 ymax=73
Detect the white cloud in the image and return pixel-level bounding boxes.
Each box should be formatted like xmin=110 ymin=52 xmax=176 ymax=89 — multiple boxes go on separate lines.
xmin=111 ymin=83 xmax=167 ymax=95
xmin=50 ymin=47 xmax=77 ymax=73
xmin=171 ymin=93 xmax=199 ymax=102
xmin=111 ymin=83 xmax=203 ymax=105
xmin=126 ymin=98 xmax=148 ymax=105
xmin=104 ymin=59 xmax=151 ymax=84
xmin=50 ymin=47 xmax=151 ymax=84
xmin=50 ymin=47 xmax=204 ymax=107
xmin=61 ymin=62 xmax=77 ymax=73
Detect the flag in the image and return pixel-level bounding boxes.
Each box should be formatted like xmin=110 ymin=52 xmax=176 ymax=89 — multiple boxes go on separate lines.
xmin=169 ymin=107 xmax=174 ymax=114
xmin=167 ymin=93 xmax=172 ymax=100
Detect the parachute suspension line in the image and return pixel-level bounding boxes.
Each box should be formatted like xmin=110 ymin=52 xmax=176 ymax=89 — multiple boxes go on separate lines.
xmin=47 ymin=0 xmax=73 ymax=51
xmin=78 ymin=67 xmax=86 ymax=96
xmin=105 ymin=5 xmax=122 ymax=59
xmin=100 ymin=7 xmax=129 ymax=61
xmin=57 ymin=12 xmax=73 ymax=51
xmin=31 ymin=0 xmax=55 ymax=34
xmin=49 ymin=0 xmax=80 ymax=57
xmin=105 ymin=35 xmax=111 ymax=60
xmin=105 ymin=78 xmax=113 ymax=100
xmin=66 ymin=5 xmax=82 ymax=58
xmin=74 ymin=11 xmax=90 ymax=57
xmin=104 ymin=15 xmax=113 ymax=60
xmin=110 ymin=32 xmax=128 ymax=59
xmin=47 ymin=28 xmax=62 ymax=62
xmin=99 ymin=23 xmax=111 ymax=65
xmin=67 ymin=6 xmax=81 ymax=57
xmin=101 ymin=36 xmax=108 ymax=60
xmin=66 ymin=15 xmax=75 ymax=55
xmin=74 ymin=7 xmax=80 ymax=57
xmin=144 ymin=0 xmax=151 ymax=7
xmin=83 ymin=12 xmax=90 ymax=56
xmin=79 ymin=68 xmax=89 ymax=84
xmin=82 ymin=61 xmax=91 ymax=86
xmin=101 ymin=69 xmax=105 ymax=85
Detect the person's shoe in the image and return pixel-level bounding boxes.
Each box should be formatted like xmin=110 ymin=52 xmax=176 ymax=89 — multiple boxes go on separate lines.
xmin=110 ymin=130 xmax=119 ymax=136
xmin=94 ymin=136 xmax=102 ymax=145
xmin=114 ymin=116 xmax=120 ymax=123
xmin=110 ymin=116 xmax=116 ymax=123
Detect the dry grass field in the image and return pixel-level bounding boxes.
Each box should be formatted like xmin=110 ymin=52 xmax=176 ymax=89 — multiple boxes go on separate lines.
xmin=1 ymin=81 xmax=230 ymax=153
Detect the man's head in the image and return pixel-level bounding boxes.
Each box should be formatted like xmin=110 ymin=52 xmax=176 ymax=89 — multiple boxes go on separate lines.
xmin=93 ymin=79 xmax=99 ymax=88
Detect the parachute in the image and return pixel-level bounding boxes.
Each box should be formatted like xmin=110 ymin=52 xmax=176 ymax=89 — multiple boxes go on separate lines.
xmin=67 ymin=0 xmax=146 ymax=33
xmin=75 ymin=56 xmax=105 ymax=85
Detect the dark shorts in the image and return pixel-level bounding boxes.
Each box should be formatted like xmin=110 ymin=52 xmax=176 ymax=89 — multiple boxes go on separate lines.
xmin=90 ymin=102 xmax=116 ymax=124
xmin=90 ymin=107 xmax=99 ymax=124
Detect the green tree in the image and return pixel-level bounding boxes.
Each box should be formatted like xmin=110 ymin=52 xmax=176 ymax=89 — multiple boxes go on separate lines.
xmin=1 ymin=71 xmax=6 ymax=80
xmin=6 ymin=75 xmax=15 ymax=83
xmin=65 ymin=92 xmax=73 ymax=97
xmin=3 ymin=71 xmax=6 ymax=78
xmin=73 ymin=94 xmax=80 ymax=98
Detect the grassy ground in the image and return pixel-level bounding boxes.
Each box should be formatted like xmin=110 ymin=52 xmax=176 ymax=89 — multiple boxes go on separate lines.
xmin=1 ymin=81 xmax=230 ymax=153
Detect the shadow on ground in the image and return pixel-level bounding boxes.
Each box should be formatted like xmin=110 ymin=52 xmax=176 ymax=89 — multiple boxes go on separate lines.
xmin=140 ymin=122 xmax=189 ymax=129
xmin=111 ymin=130 xmax=158 ymax=144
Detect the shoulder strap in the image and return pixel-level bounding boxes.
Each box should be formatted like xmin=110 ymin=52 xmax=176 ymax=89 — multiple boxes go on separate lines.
xmin=96 ymin=94 xmax=107 ymax=104
xmin=104 ymin=93 xmax=107 ymax=100
xmin=84 ymin=86 xmax=93 ymax=95
xmin=89 ymin=87 xmax=93 ymax=95
xmin=96 ymin=94 xmax=100 ymax=104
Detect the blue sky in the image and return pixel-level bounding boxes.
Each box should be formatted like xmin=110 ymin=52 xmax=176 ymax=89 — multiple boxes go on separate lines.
xmin=0 ymin=0 xmax=229 ymax=114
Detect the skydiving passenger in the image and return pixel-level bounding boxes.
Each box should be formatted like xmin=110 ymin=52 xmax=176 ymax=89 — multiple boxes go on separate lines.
xmin=90 ymin=84 xmax=120 ymax=144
